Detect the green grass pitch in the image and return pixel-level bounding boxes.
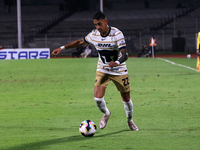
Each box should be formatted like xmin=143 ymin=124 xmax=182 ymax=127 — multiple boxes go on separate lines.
xmin=0 ymin=57 xmax=199 ymax=150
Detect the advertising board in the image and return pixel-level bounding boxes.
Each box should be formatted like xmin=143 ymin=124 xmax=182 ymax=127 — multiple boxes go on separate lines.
xmin=0 ymin=48 xmax=50 ymax=60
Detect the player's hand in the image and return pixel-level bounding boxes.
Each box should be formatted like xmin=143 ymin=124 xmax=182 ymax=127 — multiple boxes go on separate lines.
xmin=52 ymin=48 xmax=61 ymax=56
xmin=109 ymin=61 xmax=118 ymax=68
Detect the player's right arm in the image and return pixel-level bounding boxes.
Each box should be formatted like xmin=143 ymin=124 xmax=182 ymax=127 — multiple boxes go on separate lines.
xmin=52 ymin=39 xmax=87 ymax=56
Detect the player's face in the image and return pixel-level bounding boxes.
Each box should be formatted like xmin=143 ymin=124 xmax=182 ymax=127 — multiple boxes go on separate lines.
xmin=93 ymin=19 xmax=108 ymax=35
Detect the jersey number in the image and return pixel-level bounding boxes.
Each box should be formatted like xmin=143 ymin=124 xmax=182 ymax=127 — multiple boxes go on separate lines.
xmin=122 ymin=77 xmax=129 ymax=86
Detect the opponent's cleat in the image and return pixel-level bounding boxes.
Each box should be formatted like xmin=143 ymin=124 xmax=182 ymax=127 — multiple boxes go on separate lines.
xmin=128 ymin=121 xmax=139 ymax=131
xmin=99 ymin=111 xmax=111 ymax=129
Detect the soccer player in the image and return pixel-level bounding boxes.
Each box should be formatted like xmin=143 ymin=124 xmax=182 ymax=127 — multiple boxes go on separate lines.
xmin=81 ymin=43 xmax=92 ymax=58
xmin=52 ymin=11 xmax=138 ymax=131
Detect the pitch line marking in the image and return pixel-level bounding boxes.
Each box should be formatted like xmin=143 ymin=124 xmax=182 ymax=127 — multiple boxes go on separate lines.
xmin=157 ymin=58 xmax=198 ymax=72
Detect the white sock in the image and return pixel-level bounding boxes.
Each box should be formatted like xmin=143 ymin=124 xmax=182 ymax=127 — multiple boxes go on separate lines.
xmin=123 ymin=99 xmax=133 ymax=122
xmin=94 ymin=97 xmax=110 ymax=115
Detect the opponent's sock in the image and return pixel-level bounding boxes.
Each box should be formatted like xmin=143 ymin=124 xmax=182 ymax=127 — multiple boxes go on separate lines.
xmin=94 ymin=97 xmax=110 ymax=115
xmin=123 ymin=99 xmax=133 ymax=122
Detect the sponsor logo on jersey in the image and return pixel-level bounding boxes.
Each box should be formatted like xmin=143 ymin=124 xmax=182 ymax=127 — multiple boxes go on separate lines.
xmin=97 ymin=43 xmax=112 ymax=48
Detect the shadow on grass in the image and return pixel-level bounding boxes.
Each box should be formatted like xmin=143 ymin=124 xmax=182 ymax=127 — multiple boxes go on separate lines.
xmin=2 ymin=129 xmax=128 ymax=150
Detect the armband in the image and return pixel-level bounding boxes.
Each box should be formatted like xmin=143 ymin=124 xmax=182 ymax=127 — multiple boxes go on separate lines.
xmin=60 ymin=46 xmax=65 ymax=50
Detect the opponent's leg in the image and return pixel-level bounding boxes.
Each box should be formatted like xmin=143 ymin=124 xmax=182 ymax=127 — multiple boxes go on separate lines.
xmin=94 ymin=86 xmax=111 ymax=129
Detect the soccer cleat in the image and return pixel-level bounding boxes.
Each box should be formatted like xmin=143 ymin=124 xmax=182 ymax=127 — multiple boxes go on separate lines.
xmin=99 ymin=111 xmax=111 ymax=129
xmin=128 ymin=121 xmax=139 ymax=131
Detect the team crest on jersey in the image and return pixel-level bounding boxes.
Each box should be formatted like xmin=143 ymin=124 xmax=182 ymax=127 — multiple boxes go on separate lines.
xmin=119 ymin=40 xmax=126 ymax=46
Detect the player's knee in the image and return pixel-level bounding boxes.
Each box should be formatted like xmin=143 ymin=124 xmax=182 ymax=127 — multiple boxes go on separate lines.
xmin=121 ymin=91 xmax=130 ymax=102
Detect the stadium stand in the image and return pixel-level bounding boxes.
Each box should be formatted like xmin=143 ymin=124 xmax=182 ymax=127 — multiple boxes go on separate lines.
xmin=40 ymin=7 xmax=197 ymax=54
xmin=0 ymin=4 xmax=69 ymax=48
xmin=0 ymin=0 xmax=199 ymax=55
xmin=161 ymin=8 xmax=200 ymax=51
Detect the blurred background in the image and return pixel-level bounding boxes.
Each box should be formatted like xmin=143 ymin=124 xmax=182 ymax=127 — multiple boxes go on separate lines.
xmin=0 ymin=0 xmax=200 ymax=56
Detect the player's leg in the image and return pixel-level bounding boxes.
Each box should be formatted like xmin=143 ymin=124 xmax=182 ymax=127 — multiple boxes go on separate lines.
xmin=94 ymin=86 xmax=111 ymax=129
xmin=81 ymin=52 xmax=84 ymax=58
xmin=83 ymin=52 xmax=88 ymax=58
xmin=121 ymin=91 xmax=132 ymax=121
xmin=85 ymin=51 xmax=91 ymax=58
xmin=121 ymin=92 xmax=138 ymax=131
xmin=111 ymin=74 xmax=138 ymax=131
xmin=84 ymin=53 xmax=88 ymax=58
xmin=94 ymin=86 xmax=110 ymax=115
xmin=94 ymin=71 xmax=111 ymax=129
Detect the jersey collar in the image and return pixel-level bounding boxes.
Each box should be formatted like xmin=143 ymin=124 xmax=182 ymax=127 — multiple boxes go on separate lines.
xmin=101 ymin=26 xmax=111 ymax=37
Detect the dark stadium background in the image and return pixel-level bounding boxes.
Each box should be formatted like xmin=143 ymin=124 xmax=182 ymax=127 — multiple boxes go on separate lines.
xmin=0 ymin=0 xmax=199 ymax=56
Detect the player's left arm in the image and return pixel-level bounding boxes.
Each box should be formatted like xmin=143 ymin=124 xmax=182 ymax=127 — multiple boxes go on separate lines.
xmin=109 ymin=48 xmax=128 ymax=68
xmin=109 ymin=31 xmax=128 ymax=67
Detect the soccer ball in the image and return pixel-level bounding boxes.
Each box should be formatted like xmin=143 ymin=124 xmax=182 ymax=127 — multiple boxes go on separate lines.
xmin=79 ymin=120 xmax=97 ymax=137
xmin=187 ymin=54 xmax=191 ymax=59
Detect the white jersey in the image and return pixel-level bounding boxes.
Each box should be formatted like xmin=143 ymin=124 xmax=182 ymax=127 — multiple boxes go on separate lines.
xmin=84 ymin=26 xmax=128 ymax=75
